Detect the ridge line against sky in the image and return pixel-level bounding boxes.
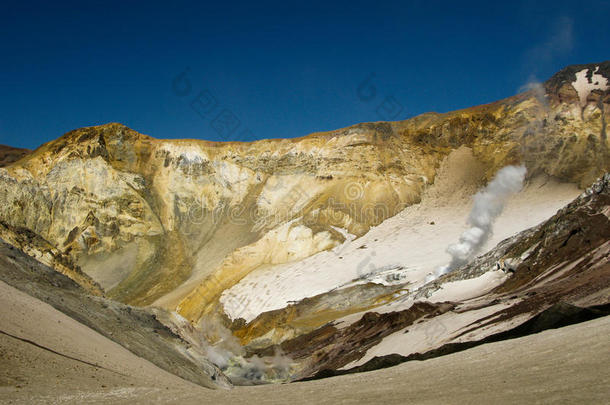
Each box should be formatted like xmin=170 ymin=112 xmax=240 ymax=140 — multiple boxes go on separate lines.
xmin=1 ymin=0 xmax=609 ymax=149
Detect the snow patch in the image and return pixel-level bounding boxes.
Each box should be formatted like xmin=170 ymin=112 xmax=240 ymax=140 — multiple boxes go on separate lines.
xmin=572 ymin=66 xmax=609 ymax=107
xmin=343 ymin=302 xmax=510 ymax=368
xmin=160 ymin=144 xmax=207 ymax=163
xmin=426 ymin=270 xmax=508 ymax=303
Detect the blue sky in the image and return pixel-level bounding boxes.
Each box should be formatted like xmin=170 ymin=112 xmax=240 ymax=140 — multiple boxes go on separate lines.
xmin=1 ymin=0 xmax=608 ymax=149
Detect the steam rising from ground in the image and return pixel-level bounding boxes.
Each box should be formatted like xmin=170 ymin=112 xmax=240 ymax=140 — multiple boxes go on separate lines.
xmin=198 ymin=317 xmax=293 ymax=384
xmin=432 ymin=165 xmax=527 ymax=280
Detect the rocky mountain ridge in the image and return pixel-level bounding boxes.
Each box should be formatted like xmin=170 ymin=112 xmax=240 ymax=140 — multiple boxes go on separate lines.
xmin=0 ymin=145 xmax=30 ymax=167
xmin=0 ymin=62 xmax=608 ymax=350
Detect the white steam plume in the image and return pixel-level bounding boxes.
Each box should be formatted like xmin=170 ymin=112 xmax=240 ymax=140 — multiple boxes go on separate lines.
xmin=432 ymin=165 xmax=527 ymax=280
xmin=198 ymin=317 xmax=293 ymax=384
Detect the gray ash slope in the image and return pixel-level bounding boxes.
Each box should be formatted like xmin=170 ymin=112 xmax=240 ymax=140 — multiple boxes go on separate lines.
xmin=0 ymin=238 xmax=230 ymax=389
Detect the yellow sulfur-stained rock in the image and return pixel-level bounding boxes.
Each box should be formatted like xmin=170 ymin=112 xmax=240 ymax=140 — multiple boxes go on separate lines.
xmin=0 ymin=62 xmax=607 ymax=327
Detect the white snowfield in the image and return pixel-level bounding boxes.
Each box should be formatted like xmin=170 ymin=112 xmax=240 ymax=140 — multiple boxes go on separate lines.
xmin=572 ymin=66 xmax=609 ymax=106
xmin=426 ymin=269 xmax=508 ymax=302
xmin=341 ymin=301 xmax=517 ymax=369
xmin=221 ymin=148 xmax=581 ymax=322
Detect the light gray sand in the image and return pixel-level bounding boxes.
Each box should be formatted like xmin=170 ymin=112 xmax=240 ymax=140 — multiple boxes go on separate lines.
xmin=1 ymin=280 xmax=608 ymax=404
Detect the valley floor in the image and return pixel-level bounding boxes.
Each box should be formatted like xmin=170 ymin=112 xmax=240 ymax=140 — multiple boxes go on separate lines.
xmin=1 ymin=275 xmax=608 ymax=405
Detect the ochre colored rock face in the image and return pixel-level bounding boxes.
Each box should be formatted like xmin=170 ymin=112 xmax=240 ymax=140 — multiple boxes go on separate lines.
xmin=0 ymin=63 xmax=608 ymax=326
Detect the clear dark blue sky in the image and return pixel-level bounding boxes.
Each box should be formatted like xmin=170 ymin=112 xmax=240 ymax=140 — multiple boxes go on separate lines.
xmin=1 ymin=0 xmax=608 ymax=149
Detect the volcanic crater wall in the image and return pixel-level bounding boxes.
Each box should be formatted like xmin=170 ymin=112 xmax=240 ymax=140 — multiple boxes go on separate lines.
xmin=0 ymin=63 xmax=607 ymax=324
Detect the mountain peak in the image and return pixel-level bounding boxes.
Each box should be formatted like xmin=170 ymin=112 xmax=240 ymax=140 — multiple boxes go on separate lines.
xmin=545 ymin=61 xmax=610 ymax=106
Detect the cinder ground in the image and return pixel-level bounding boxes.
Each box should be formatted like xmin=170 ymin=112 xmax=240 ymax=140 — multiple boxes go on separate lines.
xmin=1 ymin=278 xmax=608 ymax=404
